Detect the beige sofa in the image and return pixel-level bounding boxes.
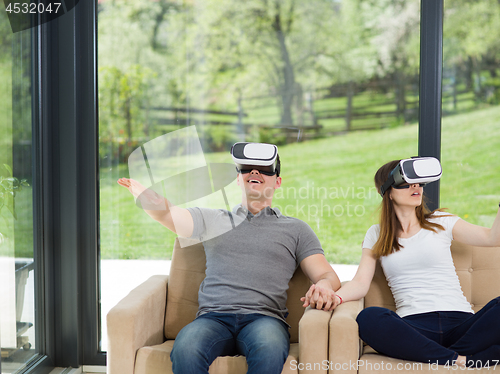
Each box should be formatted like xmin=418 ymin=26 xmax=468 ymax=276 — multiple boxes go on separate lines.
xmin=329 ymin=241 xmax=500 ymax=374
xmin=107 ymin=238 xmax=333 ymax=374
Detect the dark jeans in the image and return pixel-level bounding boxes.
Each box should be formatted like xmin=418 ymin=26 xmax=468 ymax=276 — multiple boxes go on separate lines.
xmin=170 ymin=312 xmax=290 ymax=374
xmin=357 ymin=297 xmax=500 ymax=365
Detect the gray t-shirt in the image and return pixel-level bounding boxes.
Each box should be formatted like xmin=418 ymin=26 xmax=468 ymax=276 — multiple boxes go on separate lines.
xmin=186 ymin=204 xmax=324 ymax=323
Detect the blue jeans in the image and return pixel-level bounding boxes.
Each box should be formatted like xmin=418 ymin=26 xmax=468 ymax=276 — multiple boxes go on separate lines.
xmin=357 ymin=297 xmax=500 ymax=366
xmin=170 ymin=312 xmax=290 ymax=374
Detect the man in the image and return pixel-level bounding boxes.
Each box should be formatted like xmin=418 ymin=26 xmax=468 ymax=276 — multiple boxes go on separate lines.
xmin=117 ymin=142 xmax=340 ymax=374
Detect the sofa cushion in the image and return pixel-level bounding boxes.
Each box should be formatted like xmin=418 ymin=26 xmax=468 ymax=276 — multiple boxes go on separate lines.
xmin=134 ymin=340 xmax=299 ymax=374
xmin=359 ymin=351 xmax=500 ymax=374
xmin=364 ymin=259 xmax=395 ymax=311
xmin=164 ymin=240 xmax=206 ymax=340
xmin=456 ymin=242 xmax=500 ymax=312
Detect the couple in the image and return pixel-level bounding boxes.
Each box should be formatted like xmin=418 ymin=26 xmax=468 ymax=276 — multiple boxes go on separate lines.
xmin=118 ymin=142 xmax=500 ymax=373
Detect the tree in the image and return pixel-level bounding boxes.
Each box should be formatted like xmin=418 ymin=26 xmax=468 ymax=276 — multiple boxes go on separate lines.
xmin=99 ymin=65 xmax=156 ymax=142
xmin=97 ymin=0 xmax=435 ymax=136
xmin=444 ymin=0 xmax=500 ymax=101
xmin=358 ymin=0 xmax=420 ymax=122
xmin=169 ymin=0 xmax=352 ymax=129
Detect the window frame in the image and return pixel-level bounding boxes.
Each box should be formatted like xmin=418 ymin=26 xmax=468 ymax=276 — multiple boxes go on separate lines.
xmin=28 ymin=0 xmax=103 ymax=370
xmin=419 ymin=0 xmax=444 ymax=210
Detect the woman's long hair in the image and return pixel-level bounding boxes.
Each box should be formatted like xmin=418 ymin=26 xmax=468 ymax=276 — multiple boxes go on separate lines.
xmin=372 ymin=160 xmax=448 ymax=258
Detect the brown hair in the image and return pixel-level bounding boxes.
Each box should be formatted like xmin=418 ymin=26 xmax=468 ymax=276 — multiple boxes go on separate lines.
xmin=371 ymin=160 xmax=449 ymax=258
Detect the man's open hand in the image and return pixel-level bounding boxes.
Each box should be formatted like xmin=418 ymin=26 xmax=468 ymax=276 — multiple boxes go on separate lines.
xmin=117 ymin=178 xmax=164 ymax=207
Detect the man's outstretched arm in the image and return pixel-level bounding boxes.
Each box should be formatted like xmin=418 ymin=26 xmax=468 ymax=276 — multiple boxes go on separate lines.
xmin=117 ymin=178 xmax=194 ymax=237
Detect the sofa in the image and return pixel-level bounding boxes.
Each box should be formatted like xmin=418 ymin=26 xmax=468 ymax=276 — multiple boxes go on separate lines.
xmin=107 ymin=238 xmax=334 ymax=374
xmin=329 ymin=241 xmax=500 ymax=374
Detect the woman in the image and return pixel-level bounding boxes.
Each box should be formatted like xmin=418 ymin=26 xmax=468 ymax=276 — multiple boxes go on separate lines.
xmin=329 ymin=159 xmax=500 ymax=368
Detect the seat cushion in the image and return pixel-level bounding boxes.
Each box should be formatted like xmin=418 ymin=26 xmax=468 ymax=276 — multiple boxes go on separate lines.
xmin=359 ymin=353 xmax=437 ymax=374
xmin=134 ymin=340 xmax=299 ymax=374
xmin=359 ymin=352 xmax=499 ymax=373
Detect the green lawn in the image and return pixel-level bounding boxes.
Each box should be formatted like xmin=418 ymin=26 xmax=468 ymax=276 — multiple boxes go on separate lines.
xmin=99 ymin=105 xmax=500 ymax=263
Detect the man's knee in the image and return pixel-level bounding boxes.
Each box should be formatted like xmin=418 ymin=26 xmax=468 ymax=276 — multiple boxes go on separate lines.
xmin=239 ymin=317 xmax=290 ymax=357
xmin=263 ymin=342 xmax=289 ymax=362
xmin=171 ymin=320 xmax=212 ymax=363
xmin=172 ymin=323 xmax=202 ymax=353
xmin=171 ymin=327 xmax=213 ymax=374
xmin=170 ymin=331 xmax=200 ymax=363
xmin=251 ymin=335 xmax=289 ymax=355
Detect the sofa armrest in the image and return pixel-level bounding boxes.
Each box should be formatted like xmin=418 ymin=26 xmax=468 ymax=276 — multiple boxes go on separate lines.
xmin=107 ymin=275 xmax=169 ymax=374
xmin=328 ymin=298 xmax=364 ymax=374
xmin=298 ymin=307 xmax=333 ymax=374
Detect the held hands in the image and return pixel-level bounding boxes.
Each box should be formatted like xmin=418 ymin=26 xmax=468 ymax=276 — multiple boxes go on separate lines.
xmin=300 ymin=281 xmax=342 ymax=311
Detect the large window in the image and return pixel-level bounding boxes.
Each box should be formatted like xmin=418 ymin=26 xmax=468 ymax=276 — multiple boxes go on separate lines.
xmin=441 ymin=0 xmax=500 ymax=227
xmin=0 ymin=0 xmax=493 ymax=368
xmin=0 ymin=9 xmax=37 ymax=374
xmin=97 ymin=0 xmax=422 ymax=350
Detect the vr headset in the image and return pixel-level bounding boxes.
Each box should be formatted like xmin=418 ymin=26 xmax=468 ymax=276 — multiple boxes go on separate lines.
xmin=231 ymin=142 xmax=280 ymax=177
xmin=380 ymin=157 xmax=442 ymax=196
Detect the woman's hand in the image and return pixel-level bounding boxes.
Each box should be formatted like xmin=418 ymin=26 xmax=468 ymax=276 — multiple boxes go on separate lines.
xmin=301 ymin=283 xmax=341 ymax=311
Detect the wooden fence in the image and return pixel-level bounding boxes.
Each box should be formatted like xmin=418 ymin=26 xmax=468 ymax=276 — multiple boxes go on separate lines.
xmin=143 ymin=77 xmax=498 ymax=145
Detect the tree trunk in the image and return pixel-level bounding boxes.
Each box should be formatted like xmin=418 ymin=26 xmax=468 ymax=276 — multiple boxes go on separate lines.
xmin=453 ymin=65 xmax=458 ymax=110
xmin=395 ymin=70 xmax=406 ymax=123
xmin=306 ymin=91 xmax=317 ymax=128
xmin=151 ymin=0 xmax=172 ymax=50
xmin=272 ymin=3 xmax=295 ymax=129
xmin=237 ymin=94 xmax=245 ymax=141
xmin=465 ymin=56 xmax=474 ymax=91
xmin=345 ymin=81 xmax=354 ymax=131
xmin=125 ymin=98 xmax=132 ymax=143
xmin=295 ymin=83 xmax=304 ymax=128
xmin=473 ymin=56 xmax=482 ymax=101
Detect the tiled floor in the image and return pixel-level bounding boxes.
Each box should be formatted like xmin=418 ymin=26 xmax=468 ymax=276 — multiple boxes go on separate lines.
xmin=48 ymin=366 xmax=106 ymax=374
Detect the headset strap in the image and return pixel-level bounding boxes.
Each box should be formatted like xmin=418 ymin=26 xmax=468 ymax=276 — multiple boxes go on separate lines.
xmin=380 ymin=174 xmax=395 ymax=196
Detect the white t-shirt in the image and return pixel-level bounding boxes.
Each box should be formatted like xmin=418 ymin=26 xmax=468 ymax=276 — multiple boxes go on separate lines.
xmin=363 ymin=211 xmax=473 ymax=317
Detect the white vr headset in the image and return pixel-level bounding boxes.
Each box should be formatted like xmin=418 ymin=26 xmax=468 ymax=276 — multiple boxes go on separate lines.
xmin=231 ymin=142 xmax=280 ymax=176
xmin=380 ymin=157 xmax=442 ymax=196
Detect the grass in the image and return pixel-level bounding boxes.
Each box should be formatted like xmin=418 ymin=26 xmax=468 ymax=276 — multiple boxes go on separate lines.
xmin=0 ymin=58 xmax=14 ymax=257
xmin=99 ymin=105 xmax=500 ymax=263
xmin=0 ymin=55 xmax=36 ymax=259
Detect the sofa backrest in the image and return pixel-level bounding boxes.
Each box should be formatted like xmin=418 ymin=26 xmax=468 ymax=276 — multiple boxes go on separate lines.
xmin=364 ymin=241 xmax=500 ymax=313
xmin=164 ymin=238 xmax=311 ymax=343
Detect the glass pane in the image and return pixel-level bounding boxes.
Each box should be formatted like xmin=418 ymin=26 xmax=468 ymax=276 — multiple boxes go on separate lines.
xmin=98 ymin=0 xmax=420 ymax=351
xmin=441 ymin=1 xmax=500 ymax=224
xmin=0 ymin=10 xmax=37 ymax=374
